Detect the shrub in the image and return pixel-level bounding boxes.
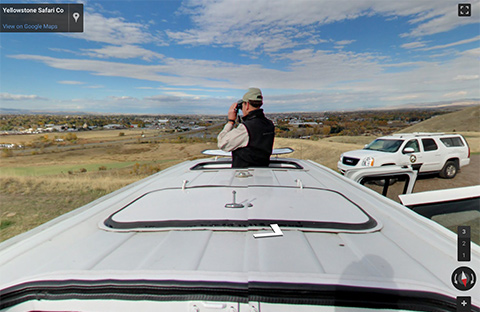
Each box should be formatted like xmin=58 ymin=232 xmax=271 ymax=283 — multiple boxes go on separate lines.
xmin=130 ymin=162 xmax=161 ymax=175
xmin=64 ymin=133 xmax=77 ymax=142
xmin=1 ymin=148 xmax=13 ymax=158
xmin=98 ymin=165 xmax=107 ymax=171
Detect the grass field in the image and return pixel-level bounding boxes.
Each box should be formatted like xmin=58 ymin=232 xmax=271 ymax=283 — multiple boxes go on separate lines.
xmin=0 ymin=161 xmax=156 ymax=176
xmin=0 ymin=128 xmax=152 ymax=144
xmin=0 ymin=140 xmax=216 ymax=241
xmin=1 ymin=131 xmax=479 ymax=242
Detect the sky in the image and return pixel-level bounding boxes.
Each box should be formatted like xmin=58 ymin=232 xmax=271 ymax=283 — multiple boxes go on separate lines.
xmin=0 ymin=0 xmax=479 ymax=114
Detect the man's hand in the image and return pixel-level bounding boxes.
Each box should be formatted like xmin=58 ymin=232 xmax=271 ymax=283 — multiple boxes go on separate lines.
xmin=228 ymin=102 xmax=238 ymax=122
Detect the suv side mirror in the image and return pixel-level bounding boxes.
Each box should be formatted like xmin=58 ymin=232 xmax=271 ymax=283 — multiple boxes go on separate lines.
xmin=403 ymin=147 xmax=415 ymax=154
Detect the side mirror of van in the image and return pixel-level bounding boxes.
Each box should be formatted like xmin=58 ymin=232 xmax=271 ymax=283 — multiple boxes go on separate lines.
xmin=403 ymin=147 xmax=415 ymax=154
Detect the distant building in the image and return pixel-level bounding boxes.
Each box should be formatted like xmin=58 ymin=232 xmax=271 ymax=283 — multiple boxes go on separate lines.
xmin=103 ymin=124 xmax=125 ymax=129
xmin=288 ymin=120 xmax=320 ymax=127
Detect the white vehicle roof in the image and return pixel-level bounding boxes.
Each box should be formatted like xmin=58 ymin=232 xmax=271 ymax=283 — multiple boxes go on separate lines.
xmin=379 ymin=132 xmax=463 ymax=139
xmin=1 ymin=155 xmax=478 ymax=311
xmin=399 ymin=185 xmax=480 ymax=206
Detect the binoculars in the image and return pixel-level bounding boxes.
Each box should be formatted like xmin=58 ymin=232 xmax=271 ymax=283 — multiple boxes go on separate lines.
xmin=235 ymin=99 xmax=244 ymax=112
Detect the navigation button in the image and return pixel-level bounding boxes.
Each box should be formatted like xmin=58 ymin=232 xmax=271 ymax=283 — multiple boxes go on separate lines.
xmin=452 ymin=267 xmax=476 ymax=291
xmin=458 ymin=4 xmax=471 ymax=17
xmin=456 ymin=296 xmax=471 ymax=312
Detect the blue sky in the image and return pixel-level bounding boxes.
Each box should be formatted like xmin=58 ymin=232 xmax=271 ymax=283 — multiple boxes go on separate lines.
xmin=1 ymin=0 xmax=479 ymax=114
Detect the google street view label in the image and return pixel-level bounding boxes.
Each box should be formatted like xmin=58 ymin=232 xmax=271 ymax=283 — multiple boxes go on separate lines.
xmin=1 ymin=3 xmax=83 ymax=32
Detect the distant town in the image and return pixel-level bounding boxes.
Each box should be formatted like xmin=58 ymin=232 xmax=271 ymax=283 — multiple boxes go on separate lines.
xmin=0 ymin=107 xmax=464 ymax=149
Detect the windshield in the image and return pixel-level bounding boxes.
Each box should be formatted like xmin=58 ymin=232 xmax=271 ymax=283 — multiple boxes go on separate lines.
xmin=364 ymin=139 xmax=404 ymax=153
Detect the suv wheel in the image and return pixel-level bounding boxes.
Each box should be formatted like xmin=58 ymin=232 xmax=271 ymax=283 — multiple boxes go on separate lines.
xmin=439 ymin=161 xmax=458 ymax=179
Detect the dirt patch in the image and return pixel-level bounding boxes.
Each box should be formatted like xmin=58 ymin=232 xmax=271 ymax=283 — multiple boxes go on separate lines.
xmin=413 ymin=154 xmax=480 ymax=192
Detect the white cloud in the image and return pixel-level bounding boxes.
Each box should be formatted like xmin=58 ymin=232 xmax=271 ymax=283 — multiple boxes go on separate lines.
xmin=64 ymin=12 xmax=166 ymax=46
xmin=81 ymin=45 xmax=164 ymax=61
xmin=108 ymin=96 xmax=137 ymax=101
xmin=167 ymin=0 xmax=355 ymax=52
xmin=443 ymin=91 xmax=468 ymax=98
xmin=334 ymin=39 xmax=356 ymax=50
xmin=381 ymin=94 xmax=420 ymax=101
xmin=8 ymin=13 xmax=480 ymax=115
xmin=420 ymin=35 xmax=480 ymax=51
xmin=58 ymin=80 xmax=84 ymax=85
xmin=401 ymin=2 xmax=480 ymax=37
xmin=0 ymin=93 xmax=46 ymax=101
xmin=163 ymin=91 xmax=207 ymax=99
xmin=9 ymin=44 xmax=479 ymax=107
xmin=336 ymin=40 xmax=356 ymax=46
xmin=401 ymin=41 xmax=427 ymax=49
xmin=167 ymin=0 xmax=479 ymax=53
xmin=145 ymin=94 xmax=181 ymax=101
xmin=454 ymin=75 xmax=479 ymax=81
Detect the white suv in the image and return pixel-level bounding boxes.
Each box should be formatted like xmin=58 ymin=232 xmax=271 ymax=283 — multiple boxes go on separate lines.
xmin=338 ymin=133 xmax=470 ymax=179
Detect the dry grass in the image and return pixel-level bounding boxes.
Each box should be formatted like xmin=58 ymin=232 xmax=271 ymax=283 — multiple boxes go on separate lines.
xmin=0 ymin=128 xmax=154 ymax=144
xmin=0 ymin=140 xmax=215 ymax=241
xmin=0 ymin=173 xmax=138 ymax=241
xmin=274 ymin=137 xmax=368 ymax=169
xmin=459 ymin=132 xmax=480 ymax=153
xmin=403 ymin=105 xmax=480 ymax=133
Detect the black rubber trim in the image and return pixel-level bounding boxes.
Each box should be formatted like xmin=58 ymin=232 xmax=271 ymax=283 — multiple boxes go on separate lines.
xmin=104 ymin=186 xmax=377 ymax=231
xmin=411 ymin=163 xmax=423 ymax=171
xmin=360 ymin=174 xmax=414 ymax=196
xmin=189 ymin=159 xmax=304 ymax=170
xmin=0 ymin=279 xmax=470 ymax=311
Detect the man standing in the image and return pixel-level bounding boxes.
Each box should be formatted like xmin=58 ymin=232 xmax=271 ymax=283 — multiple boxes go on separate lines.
xmin=217 ymin=87 xmax=275 ymax=168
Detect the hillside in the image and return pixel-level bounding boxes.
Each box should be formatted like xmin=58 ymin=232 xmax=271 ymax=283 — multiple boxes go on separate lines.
xmin=402 ymin=105 xmax=480 ymax=133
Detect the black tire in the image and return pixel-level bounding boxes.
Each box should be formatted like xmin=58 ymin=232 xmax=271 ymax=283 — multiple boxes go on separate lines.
xmin=439 ymin=160 xmax=458 ymax=179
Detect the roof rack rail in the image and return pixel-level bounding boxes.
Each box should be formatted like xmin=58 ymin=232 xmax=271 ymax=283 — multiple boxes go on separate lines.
xmin=392 ymin=132 xmax=445 ymax=138
xmin=202 ymin=147 xmax=294 ymax=157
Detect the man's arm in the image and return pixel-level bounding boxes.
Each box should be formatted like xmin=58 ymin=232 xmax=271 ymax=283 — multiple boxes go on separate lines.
xmin=217 ymin=123 xmax=249 ymax=152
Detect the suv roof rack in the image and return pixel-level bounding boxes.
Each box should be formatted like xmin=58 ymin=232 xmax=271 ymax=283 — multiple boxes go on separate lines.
xmin=392 ymin=132 xmax=445 ymax=138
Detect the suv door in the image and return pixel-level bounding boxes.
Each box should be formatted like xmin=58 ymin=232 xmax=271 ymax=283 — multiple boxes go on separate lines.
xmin=420 ymin=138 xmax=442 ymax=172
xmin=402 ymin=139 xmax=422 ymax=170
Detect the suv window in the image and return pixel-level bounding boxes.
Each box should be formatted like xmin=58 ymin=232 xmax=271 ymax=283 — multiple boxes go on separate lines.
xmin=403 ymin=139 xmax=420 ymax=153
xmin=365 ymin=139 xmax=404 ymax=153
xmin=440 ymin=137 xmax=465 ymax=147
xmin=422 ymin=138 xmax=438 ymax=151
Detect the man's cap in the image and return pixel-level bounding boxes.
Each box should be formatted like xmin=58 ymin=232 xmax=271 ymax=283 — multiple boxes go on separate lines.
xmin=242 ymin=87 xmax=263 ymax=103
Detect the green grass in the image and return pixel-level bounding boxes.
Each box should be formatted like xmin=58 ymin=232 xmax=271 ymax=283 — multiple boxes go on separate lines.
xmin=0 ymin=220 xmax=13 ymax=230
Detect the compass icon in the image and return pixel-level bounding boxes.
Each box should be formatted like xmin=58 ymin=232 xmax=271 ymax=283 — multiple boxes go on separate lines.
xmin=452 ymin=267 xmax=476 ymax=291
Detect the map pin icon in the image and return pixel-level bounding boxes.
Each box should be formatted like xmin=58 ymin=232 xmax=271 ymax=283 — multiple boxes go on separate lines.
xmin=73 ymin=12 xmax=80 ymax=23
